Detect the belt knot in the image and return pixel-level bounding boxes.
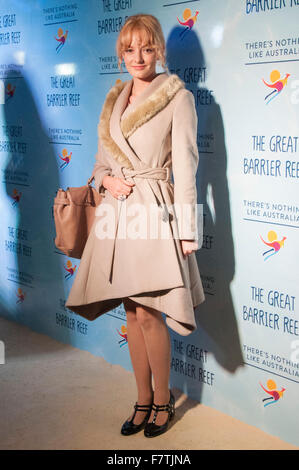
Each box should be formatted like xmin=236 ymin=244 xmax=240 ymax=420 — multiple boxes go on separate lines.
xmin=120 ymin=166 xmax=171 ymax=183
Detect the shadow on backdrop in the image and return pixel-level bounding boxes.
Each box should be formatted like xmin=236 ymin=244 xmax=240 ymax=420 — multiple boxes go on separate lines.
xmin=3 ymin=69 xmax=67 ymax=355
xmin=167 ymin=26 xmax=243 ymax=416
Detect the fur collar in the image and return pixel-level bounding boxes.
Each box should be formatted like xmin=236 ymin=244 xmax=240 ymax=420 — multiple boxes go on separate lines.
xmin=121 ymin=74 xmax=185 ymax=139
xmin=98 ymin=74 xmax=185 ymax=169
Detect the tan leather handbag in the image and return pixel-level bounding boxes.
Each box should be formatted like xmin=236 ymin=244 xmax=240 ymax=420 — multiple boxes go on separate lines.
xmin=53 ymin=174 xmax=103 ymax=259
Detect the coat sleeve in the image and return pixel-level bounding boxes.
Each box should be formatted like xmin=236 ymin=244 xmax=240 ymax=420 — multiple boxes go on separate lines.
xmin=91 ymin=122 xmax=112 ymax=196
xmin=171 ymin=89 xmax=199 ymax=242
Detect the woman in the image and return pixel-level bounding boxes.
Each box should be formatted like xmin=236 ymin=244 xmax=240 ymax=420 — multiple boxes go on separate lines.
xmin=66 ymin=14 xmax=205 ymax=438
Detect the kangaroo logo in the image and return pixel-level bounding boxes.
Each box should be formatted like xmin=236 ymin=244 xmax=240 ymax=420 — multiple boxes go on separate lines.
xmin=64 ymin=260 xmax=77 ymax=279
xmin=260 ymin=230 xmax=286 ymax=261
xmin=11 ymin=188 xmax=22 ymax=206
xmin=260 ymin=379 xmax=285 ymax=407
xmin=16 ymin=287 xmax=26 ymax=303
xmin=262 ymin=69 xmax=290 ymax=105
xmin=58 ymin=148 xmax=72 ymax=170
xmin=6 ymin=83 xmax=16 ymax=101
xmin=117 ymin=325 xmax=128 ymax=347
xmin=177 ymin=8 xmax=199 ymax=40
xmin=54 ymin=27 xmax=68 ymax=53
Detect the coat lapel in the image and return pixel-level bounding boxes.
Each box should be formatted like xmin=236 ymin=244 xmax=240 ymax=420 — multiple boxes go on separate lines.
xmin=98 ymin=80 xmax=134 ymax=169
xmin=109 ymin=79 xmax=145 ymax=170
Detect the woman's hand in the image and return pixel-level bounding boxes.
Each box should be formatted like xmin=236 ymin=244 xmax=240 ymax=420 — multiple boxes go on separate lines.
xmin=102 ymin=175 xmax=135 ymax=200
xmin=181 ymin=240 xmax=198 ymax=258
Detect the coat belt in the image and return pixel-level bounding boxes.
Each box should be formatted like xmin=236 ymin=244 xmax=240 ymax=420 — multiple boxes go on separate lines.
xmin=107 ymin=166 xmax=172 ymax=283
xmin=120 ymin=165 xmax=172 ymax=223
xmin=120 ymin=166 xmax=171 ymax=182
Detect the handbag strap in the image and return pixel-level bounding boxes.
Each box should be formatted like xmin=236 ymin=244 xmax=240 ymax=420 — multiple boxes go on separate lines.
xmin=87 ymin=174 xmax=95 ymax=186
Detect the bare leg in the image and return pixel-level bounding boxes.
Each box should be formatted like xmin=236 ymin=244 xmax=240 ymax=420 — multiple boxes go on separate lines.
xmin=135 ymin=304 xmax=172 ymax=426
xmin=123 ymin=298 xmax=153 ymax=425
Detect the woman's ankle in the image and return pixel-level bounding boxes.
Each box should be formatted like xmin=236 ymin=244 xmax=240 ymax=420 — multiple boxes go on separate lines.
xmin=137 ymin=391 xmax=153 ymax=404
xmin=153 ymin=388 xmax=170 ymax=404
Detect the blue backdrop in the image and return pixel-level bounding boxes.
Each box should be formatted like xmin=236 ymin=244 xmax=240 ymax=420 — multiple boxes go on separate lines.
xmin=1 ymin=0 xmax=299 ymax=447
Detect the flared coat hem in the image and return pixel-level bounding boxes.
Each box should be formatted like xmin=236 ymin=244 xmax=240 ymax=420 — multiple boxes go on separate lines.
xmin=66 ymin=283 xmax=205 ymax=336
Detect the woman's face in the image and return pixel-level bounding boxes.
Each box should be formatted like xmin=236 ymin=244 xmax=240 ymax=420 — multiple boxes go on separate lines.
xmin=122 ymin=31 xmax=158 ymax=81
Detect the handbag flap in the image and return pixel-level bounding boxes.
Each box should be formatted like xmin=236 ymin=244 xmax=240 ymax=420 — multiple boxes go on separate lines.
xmin=55 ymin=185 xmax=102 ymax=206
xmin=69 ymin=185 xmax=102 ymax=206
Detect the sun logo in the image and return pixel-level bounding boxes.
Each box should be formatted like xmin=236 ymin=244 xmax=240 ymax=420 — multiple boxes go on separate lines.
xmin=262 ymin=69 xmax=290 ymax=104
xmin=177 ymin=8 xmax=199 ymax=39
xmin=260 ymin=230 xmax=286 ymax=261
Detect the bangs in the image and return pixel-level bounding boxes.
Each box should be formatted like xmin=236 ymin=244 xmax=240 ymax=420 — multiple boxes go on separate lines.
xmin=120 ymin=25 xmax=156 ymax=50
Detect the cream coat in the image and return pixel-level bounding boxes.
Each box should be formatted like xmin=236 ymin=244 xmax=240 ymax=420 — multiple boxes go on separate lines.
xmin=65 ymin=72 xmax=205 ymax=336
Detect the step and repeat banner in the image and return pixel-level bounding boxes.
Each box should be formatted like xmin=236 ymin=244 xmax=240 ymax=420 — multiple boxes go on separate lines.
xmin=0 ymin=0 xmax=298 ymax=447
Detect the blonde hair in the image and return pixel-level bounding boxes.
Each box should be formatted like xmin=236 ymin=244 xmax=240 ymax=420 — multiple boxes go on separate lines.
xmin=116 ymin=14 xmax=167 ymax=72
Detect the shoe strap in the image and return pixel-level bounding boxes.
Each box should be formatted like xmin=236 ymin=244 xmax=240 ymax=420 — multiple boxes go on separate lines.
xmin=129 ymin=402 xmax=152 ymax=424
xmin=152 ymin=402 xmax=171 ymax=412
xmin=152 ymin=403 xmax=174 ymax=424
xmin=134 ymin=403 xmax=152 ymax=412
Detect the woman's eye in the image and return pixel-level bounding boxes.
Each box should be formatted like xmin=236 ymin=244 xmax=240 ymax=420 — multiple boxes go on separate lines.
xmin=144 ymin=48 xmax=154 ymax=53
